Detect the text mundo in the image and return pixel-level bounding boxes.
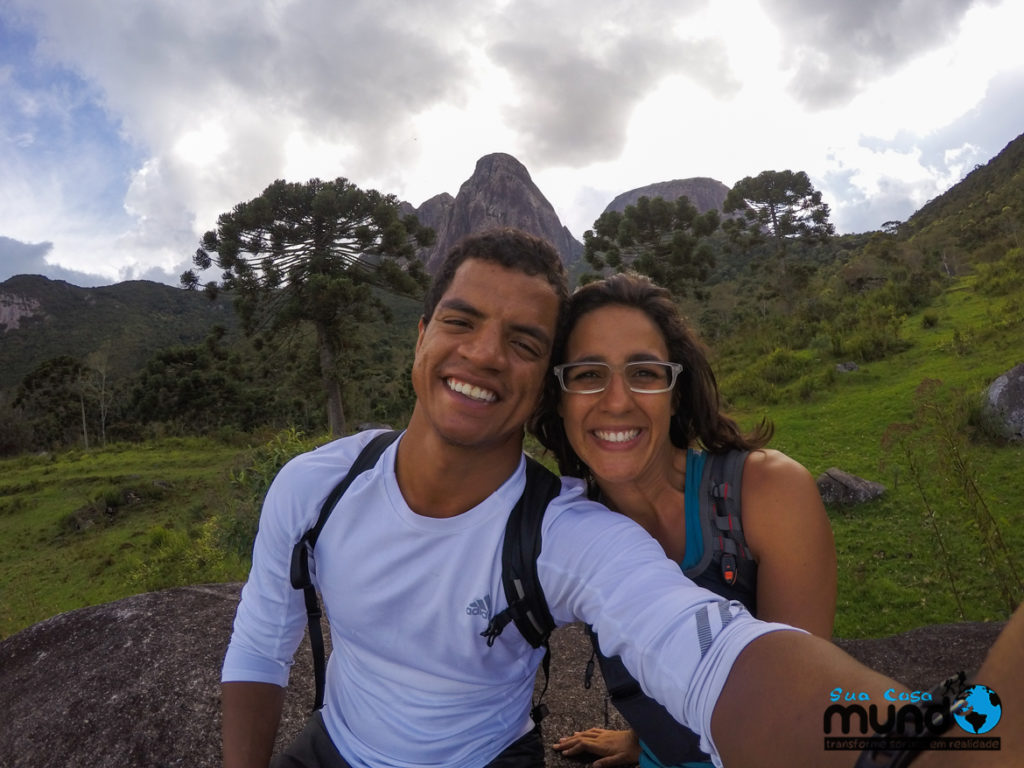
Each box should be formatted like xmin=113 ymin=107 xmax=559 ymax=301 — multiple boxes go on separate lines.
xmin=824 ymin=697 xmax=956 ymax=737
xmin=830 ymin=688 xmax=933 ymax=703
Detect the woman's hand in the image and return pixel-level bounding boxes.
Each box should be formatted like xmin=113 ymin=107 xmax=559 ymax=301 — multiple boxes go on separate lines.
xmin=552 ymin=727 xmax=640 ymax=767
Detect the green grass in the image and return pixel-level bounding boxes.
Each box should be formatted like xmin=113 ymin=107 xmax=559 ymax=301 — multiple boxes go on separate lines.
xmin=0 ymin=438 xmax=249 ymax=639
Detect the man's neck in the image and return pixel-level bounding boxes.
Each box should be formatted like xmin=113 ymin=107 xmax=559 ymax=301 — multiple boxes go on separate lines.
xmin=395 ymin=422 xmax=524 ymax=519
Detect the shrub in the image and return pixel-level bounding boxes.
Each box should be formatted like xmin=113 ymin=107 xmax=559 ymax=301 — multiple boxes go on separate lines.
xmin=756 ymin=348 xmax=808 ymax=385
xmin=221 ymin=427 xmax=329 ymax=561
xmin=951 ymin=328 xmax=975 ymax=357
xmin=231 ymin=427 xmax=326 ymax=504
xmin=129 ymin=518 xmax=247 ymax=591
xmin=974 ymin=247 xmax=1024 ymax=296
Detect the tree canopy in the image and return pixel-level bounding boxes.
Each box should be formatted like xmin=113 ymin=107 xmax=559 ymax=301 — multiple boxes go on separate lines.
xmin=182 ymin=177 xmax=434 ymax=437
xmin=581 ymin=195 xmax=719 ymax=298
xmin=13 ymin=355 xmax=89 ymax=450
xmin=723 ymin=170 xmax=835 ymax=253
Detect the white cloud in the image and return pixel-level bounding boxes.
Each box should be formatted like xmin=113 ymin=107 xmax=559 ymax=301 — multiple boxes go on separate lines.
xmin=1 ymin=0 xmax=1022 ymax=285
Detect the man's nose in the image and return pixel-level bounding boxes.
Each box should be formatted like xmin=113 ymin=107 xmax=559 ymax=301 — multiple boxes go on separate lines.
xmin=460 ymin=324 xmax=507 ymax=369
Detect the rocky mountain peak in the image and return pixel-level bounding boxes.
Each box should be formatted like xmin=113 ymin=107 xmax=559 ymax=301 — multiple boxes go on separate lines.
xmin=604 ymin=177 xmax=731 ymax=215
xmin=408 ymin=153 xmax=582 ymax=273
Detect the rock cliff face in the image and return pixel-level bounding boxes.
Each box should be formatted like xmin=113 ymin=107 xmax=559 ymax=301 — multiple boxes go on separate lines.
xmin=406 ymin=153 xmax=583 ymax=274
xmin=604 ymin=177 xmax=731 ymax=215
xmin=0 ymin=584 xmax=1007 ymax=768
xmin=0 ymin=291 xmax=42 ymax=332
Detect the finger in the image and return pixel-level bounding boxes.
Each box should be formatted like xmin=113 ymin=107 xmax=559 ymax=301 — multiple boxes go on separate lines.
xmin=557 ymin=742 xmax=587 ymax=757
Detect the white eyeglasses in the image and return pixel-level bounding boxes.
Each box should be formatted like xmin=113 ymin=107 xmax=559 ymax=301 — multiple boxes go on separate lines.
xmin=553 ymin=361 xmax=683 ymax=394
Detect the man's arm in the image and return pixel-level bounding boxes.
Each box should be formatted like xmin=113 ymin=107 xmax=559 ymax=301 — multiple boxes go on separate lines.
xmin=222 ymin=681 xmax=286 ymax=768
xmin=712 ymin=607 xmax=1024 ymax=768
xmin=711 ymin=630 xmax=897 ymax=767
xmin=917 ymin=603 xmax=1023 ymax=767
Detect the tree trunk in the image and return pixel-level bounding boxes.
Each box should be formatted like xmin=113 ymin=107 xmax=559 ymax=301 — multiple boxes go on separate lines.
xmin=98 ymin=367 xmax=108 ymax=448
xmin=79 ymin=390 xmax=89 ymax=450
xmin=317 ymin=322 xmax=346 ymax=437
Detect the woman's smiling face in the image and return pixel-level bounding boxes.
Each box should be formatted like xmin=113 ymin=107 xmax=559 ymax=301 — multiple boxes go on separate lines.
xmin=558 ymin=304 xmax=678 ymax=488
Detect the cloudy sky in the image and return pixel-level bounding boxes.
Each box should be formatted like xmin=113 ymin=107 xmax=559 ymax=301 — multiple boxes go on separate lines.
xmin=2 ymin=0 xmax=1023 ymax=287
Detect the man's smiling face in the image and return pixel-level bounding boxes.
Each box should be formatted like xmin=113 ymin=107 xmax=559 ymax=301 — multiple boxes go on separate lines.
xmin=410 ymin=257 xmax=560 ymax=454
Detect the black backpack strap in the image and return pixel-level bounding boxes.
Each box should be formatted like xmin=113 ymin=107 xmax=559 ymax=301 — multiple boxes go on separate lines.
xmin=685 ymin=449 xmax=752 ymax=588
xmin=705 ymin=449 xmax=751 ymax=587
xmin=289 ymin=429 xmax=400 ymax=710
xmin=481 ymin=456 xmax=561 ymax=722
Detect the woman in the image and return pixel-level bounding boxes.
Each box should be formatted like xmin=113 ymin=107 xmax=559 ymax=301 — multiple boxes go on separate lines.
xmin=531 ymin=273 xmax=836 ymax=768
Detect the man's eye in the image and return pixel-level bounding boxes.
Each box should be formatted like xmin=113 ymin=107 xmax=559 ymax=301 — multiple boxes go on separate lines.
xmin=513 ymin=339 xmax=541 ymax=357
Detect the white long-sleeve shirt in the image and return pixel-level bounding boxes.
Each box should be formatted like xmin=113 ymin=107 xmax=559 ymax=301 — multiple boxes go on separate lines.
xmin=222 ymin=430 xmax=795 ymax=767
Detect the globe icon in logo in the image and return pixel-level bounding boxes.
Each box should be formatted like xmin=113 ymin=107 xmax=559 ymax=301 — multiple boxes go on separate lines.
xmin=952 ymin=685 xmax=1002 ymax=734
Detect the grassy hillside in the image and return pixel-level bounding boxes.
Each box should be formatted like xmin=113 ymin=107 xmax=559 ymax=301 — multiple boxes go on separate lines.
xmin=726 ymin=274 xmax=1024 ymax=636
xmin=0 ymin=438 xmax=251 ymax=638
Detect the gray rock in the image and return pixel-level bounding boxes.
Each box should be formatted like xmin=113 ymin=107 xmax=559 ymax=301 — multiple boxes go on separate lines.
xmin=0 ymin=585 xmax=617 ymax=768
xmin=0 ymin=585 xmax=1004 ymax=767
xmin=603 ymin=178 xmax=731 ymax=217
xmin=817 ymin=468 xmax=887 ymax=505
xmin=835 ymin=361 xmax=859 ymax=373
xmin=984 ymin=362 xmax=1024 ymax=441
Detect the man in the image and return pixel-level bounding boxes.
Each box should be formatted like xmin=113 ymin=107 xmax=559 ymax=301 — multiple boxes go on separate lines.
xmin=223 ymin=228 xmax=1021 ymax=768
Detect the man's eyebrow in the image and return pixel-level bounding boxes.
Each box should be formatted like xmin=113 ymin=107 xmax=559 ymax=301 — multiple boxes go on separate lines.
xmin=439 ymin=297 xmax=551 ymax=348
xmin=510 ymin=322 xmax=551 ymax=349
xmin=439 ymin=297 xmax=484 ymax=318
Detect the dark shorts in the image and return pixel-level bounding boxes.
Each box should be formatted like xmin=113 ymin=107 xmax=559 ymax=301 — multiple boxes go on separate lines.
xmin=271 ymin=712 xmax=544 ymax=768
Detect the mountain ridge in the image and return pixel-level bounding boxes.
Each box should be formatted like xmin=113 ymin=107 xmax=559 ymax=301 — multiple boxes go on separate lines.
xmin=4 ymin=132 xmax=1022 ymax=399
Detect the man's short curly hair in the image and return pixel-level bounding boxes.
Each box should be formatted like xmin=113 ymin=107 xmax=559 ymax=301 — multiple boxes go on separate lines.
xmin=423 ymin=228 xmax=569 ymax=326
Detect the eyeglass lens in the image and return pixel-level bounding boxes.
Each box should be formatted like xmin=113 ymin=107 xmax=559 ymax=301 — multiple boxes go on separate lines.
xmin=560 ymin=362 xmax=676 ymax=393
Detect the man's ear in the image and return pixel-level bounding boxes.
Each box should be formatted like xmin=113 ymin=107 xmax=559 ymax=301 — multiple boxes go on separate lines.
xmin=416 ymin=316 xmax=426 ymax=350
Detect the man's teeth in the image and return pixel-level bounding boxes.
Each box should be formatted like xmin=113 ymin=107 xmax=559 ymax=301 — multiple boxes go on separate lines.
xmin=447 ymin=378 xmax=497 ymax=403
xmin=595 ymin=429 xmax=640 ymax=443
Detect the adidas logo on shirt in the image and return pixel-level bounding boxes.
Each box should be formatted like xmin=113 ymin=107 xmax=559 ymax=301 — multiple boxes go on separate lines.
xmin=465 ymin=595 xmax=492 ymax=619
